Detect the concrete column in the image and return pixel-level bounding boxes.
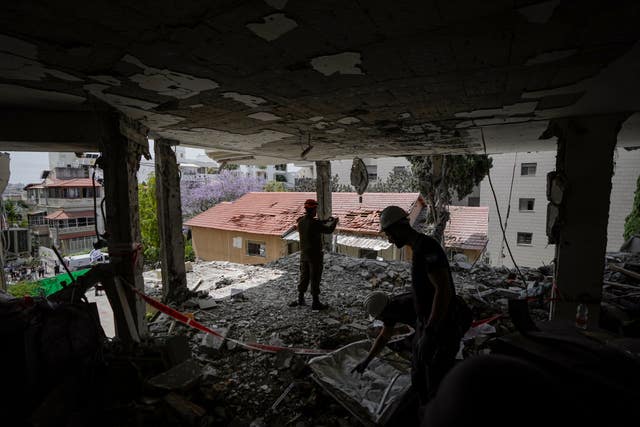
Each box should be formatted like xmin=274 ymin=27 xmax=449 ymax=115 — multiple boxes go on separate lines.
xmin=154 ymin=139 xmax=187 ymax=301
xmin=315 ymin=160 xmax=332 ymax=251
xmin=100 ymin=116 xmax=147 ymax=339
xmin=546 ymin=114 xmax=628 ymax=325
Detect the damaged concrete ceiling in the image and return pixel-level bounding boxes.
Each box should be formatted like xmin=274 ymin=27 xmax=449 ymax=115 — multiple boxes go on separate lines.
xmin=1 ymin=1 xmax=640 ymax=162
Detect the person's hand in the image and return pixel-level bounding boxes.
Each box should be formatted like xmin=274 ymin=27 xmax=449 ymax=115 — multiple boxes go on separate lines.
xmin=351 ymin=359 xmax=369 ymax=374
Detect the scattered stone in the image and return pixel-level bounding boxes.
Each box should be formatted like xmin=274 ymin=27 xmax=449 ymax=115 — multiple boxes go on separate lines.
xmin=164 ymin=392 xmax=206 ymax=425
xmin=197 ymin=298 xmax=217 ymax=310
xmin=148 ymin=359 xmax=203 ymax=391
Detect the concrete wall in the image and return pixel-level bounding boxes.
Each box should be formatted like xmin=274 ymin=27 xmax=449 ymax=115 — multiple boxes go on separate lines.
xmin=190 ymin=227 xmax=287 ymax=264
xmin=480 ymin=147 xmax=640 ymax=268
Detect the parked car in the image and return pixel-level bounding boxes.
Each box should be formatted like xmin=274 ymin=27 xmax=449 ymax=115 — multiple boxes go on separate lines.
xmin=63 ymin=250 xmax=109 ymax=272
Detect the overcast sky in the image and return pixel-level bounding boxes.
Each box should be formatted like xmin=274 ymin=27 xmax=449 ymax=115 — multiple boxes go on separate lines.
xmin=7 ymin=151 xmax=49 ymax=184
xmin=6 ymin=147 xmax=206 ymax=184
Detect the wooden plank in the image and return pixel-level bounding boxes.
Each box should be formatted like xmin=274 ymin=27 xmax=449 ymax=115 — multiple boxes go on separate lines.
xmin=608 ymin=264 xmax=640 ymax=281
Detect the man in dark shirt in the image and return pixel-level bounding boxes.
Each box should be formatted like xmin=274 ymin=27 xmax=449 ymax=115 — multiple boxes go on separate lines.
xmin=375 ymin=205 xmax=472 ymax=404
xmin=290 ymin=198 xmax=338 ymax=310
xmin=352 ymin=291 xmax=416 ymax=373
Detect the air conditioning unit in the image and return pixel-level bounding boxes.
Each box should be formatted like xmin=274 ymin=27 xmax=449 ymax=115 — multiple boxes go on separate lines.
xmin=2 ymin=228 xmax=31 ymax=258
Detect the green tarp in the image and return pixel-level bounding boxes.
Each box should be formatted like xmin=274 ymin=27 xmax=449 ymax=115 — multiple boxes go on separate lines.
xmin=36 ymin=268 xmax=91 ymax=296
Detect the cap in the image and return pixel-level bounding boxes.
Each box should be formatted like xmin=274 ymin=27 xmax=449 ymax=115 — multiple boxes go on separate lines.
xmin=304 ymin=199 xmax=318 ymax=209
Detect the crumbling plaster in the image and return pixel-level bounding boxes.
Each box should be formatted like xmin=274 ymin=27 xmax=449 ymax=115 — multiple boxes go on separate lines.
xmin=0 ymin=1 xmax=639 ymax=161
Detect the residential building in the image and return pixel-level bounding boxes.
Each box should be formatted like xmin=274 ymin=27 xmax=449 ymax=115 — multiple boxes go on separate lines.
xmin=239 ymin=163 xmax=301 ymax=188
xmin=480 ymin=148 xmax=640 ymax=268
xmin=185 ymin=192 xmax=488 ymax=265
xmin=24 ymin=168 xmax=105 ymax=255
xmin=138 ymin=146 xmax=219 ymax=184
xmin=295 ymin=157 xmax=411 ymax=188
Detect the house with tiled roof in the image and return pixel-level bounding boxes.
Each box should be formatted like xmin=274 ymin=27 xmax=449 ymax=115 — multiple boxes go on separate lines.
xmin=24 ymin=172 xmax=104 ymax=255
xmin=184 ymin=192 xmax=489 ymax=264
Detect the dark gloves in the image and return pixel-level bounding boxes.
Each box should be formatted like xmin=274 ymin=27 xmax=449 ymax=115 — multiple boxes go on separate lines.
xmin=351 ymin=359 xmax=370 ymax=374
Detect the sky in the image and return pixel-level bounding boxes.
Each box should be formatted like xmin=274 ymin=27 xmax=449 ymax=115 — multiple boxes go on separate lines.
xmin=7 ymin=151 xmax=49 ymax=184
xmin=6 ymin=147 xmax=206 ymax=184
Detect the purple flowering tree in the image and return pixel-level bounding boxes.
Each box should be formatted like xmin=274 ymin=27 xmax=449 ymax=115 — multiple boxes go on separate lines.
xmin=181 ymin=170 xmax=266 ymax=218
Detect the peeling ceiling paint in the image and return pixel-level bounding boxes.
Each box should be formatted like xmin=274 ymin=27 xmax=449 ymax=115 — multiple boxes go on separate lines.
xmin=222 ymin=92 xmax=267 ymax=108
xmin=517 ymin=0 xmax=560 ymax=24
xmin=0 ymin=2 xmax=639 ymax=160
xmin=89 ymin=75 xmax=121 ymax=86
xmin=526 ymin=49 xmax=577 ymax=65
xmin=455 ymin=102 xmax=538 ymax=119
xmin=248 ymin=112 xmax=281 ymax=121
xmin=123 ymin=55 xmax=219 ymax=99
xmin=0 ymin=52 xmax=82 ymax=82
xmin=158 ymin=128 xmax=294 ymax=150
xmin=0 ymin=34 xmax=37 ymax=59
xmin=310 ymin=52 xmax=363 ymax=76
xmin=119 ymin=106 xmax=185 ymax=128
xmin=246 ymin=13 xmax=298 ymax=41
xmin=336 ymin=116 xmax=360 ymax=125
xmin=84 ymin=83 xmax=158 ymax=110
xmin=265 ymin=0 xmax=288 ymax=10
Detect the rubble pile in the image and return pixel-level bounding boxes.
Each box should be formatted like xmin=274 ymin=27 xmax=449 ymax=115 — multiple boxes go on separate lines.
xmin=601 ymin=252 xmax=640 ymax=336
xmin=140 ymin=252 xmax=554 ymax=426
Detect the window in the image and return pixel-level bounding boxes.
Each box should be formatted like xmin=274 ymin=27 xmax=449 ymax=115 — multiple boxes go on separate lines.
xmin=275 ymin=174 xmax=288 ymax=182
xmin=517 ymin=232 xmax=533 ymax=245
xmin=393 ymin=166 xmax=407 ymax=174
xmin=521 ymin=163 xmax=537 ymax=176
xmin=77 ymin=217 xmax=87 ymax=227
xmin=275 ymin=164 xmax=287 ymax=171
xmin=467 ymin=197 xmax=480 ymax=207
xmin=358 ymin=248 xmax=378 ymax=259
xmin=519 ymin=198 xmax=535 ymax=211
xmin=247 ymin=241 xmax=266 ymax=257
xmin=366 ymin=165 xmax=378 ymax=181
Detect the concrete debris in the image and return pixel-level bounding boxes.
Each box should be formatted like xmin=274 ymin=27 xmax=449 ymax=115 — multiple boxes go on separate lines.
xmin=164 ymin=392 xmax=206 ymax=425
xmin=197 ymin=297 xmax=217 ymax=310
xmin=148 ymin=358 xmax=203 ymax=391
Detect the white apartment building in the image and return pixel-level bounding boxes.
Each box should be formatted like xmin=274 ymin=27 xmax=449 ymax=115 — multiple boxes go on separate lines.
xmin=138 ymin=146 xmax=219 ymax=184
xmin=239 ymin=163 xmax=301 ymax=188
xmin=480 ymin=148 xmax=640 ymax=268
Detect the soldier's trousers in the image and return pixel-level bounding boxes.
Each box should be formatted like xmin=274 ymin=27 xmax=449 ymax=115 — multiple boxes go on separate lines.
xmin=298 ymin=253 xmax=323 ymax=297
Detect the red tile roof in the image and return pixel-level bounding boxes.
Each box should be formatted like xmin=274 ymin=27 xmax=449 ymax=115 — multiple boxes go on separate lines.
xmin=46 ymin=209 xmax=96 ymax=220
xmin=444 ymin=206 xmax=488 ymax=251
xmin=25 ymin=178 xmax=101 ymax=189
xmin=184 ymin=192 xmax=423 ymax=236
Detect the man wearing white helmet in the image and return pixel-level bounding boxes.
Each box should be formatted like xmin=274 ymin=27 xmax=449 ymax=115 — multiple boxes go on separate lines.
xmin=351 ymin=291 xmax=415 ymax=374
xmin=372 ymin=205 xmax=472 ymax=405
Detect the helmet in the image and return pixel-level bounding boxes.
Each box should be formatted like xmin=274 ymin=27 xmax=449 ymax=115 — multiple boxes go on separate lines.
xmin=379 ymin=205 xmax=408 ymax=231
xmin=304 ymin=199 xmax=318 ymax=209
xmin=363 ymin=291 xmax=389 ymax=318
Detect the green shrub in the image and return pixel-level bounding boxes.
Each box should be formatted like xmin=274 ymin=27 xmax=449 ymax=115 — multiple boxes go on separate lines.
xmin=8 ymin=281 xmax=40 ymax=297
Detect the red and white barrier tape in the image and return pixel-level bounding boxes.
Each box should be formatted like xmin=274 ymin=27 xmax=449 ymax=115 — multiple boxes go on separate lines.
xmin=132 ymin=287 xmax=330 ymax=355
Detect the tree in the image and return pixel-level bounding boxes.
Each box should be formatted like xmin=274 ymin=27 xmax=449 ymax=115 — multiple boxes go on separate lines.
xmin=293 ymin=175 xmax=352 ymax=192
xmin=264 ymin=181 xmax=287 ymax=192
xmin=624 ymin=175 xmax=640 ymax=240
xmin=3 ymin=199 xmax=28 ymax=227
xmin=407 ymin=154 xmax=492 ymax=244
xmin=368 ymin=167 xmax=414 ymax=192
xmin=181 ymin=170 xmax=266 ymax=219
xmin=138 ymin=175 xmax=160 ymax=264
